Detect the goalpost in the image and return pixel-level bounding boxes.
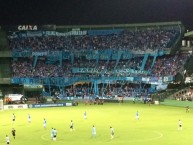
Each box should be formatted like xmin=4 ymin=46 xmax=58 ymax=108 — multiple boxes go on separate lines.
xmin=0 ymin=99 xmax=3 ymax=110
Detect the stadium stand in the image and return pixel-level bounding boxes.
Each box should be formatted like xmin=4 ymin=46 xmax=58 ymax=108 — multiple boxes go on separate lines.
xmin=0 ymin=22 xmax=191 ymax=101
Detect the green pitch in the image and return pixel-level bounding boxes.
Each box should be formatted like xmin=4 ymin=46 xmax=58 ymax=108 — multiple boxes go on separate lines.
xmin=0 ymin=102 xmax=192 ymax=145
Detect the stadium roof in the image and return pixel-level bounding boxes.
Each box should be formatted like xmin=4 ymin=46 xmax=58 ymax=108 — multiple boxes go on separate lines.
xmin=184 ymin=31 xmax=193 ymax=38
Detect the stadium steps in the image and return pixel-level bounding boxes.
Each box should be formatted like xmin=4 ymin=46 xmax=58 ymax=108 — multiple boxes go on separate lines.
xmin=167 ymin=87 xmax=190 ymax=99
xmin=184 ymin=55 xmax=193 ymax=76
xmin=161 ymin=99 xmax=193 ymax=108
xmin=0 ymin=58 xmax=12 ymax=78
xmin=0 ymin=30 xmax=9 ymax=51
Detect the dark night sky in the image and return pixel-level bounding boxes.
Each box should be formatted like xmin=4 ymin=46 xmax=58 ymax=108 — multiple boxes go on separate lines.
xmin=0 ymin=0 xmax=193 ymax=30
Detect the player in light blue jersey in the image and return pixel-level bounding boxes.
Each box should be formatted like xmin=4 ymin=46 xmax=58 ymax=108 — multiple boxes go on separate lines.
xmin=84 ymin=111 xmax=87 ymax=120
xmin=28 ymin=114 xmax=31 ymax=123
xmin=51 ymin=128 xmax=54 ymax=140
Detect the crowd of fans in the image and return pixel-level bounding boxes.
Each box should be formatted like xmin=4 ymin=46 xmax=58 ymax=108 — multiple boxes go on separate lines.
xmin=49 ymin=83 xmax=149 ymax=99
xmin=12 ymin=58 xmax=71 ymax=77
xmin=150 ymin=53 xmax=189 ymax=76
xmin=9 ymin=28 xmax=179 ymax=52
xmin=9 ymin=26 xmax=187 ymax=98
xmin=11 ymin=53 xmax=190 ymax=78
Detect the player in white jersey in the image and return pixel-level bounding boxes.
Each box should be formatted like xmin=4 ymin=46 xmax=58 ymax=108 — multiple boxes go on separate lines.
xmin=92 ymin=125 xmax=96 ymax=137
xmin=110 ymin=126 xmax=114 ymax=139
xmin=6 ymin=135 xmax=10 ymax=145
xmin=70 ymin=120 xmax=75 ymax=131
xmin=53 ymin=128 xmax=57 ymax=141
xmin=43 ymin=118 xmax=47 ymax=129
xmin=178 ymin=119 xmax=182 ymax=130
xmin=136 ymin=111 xmax=139 ymax=120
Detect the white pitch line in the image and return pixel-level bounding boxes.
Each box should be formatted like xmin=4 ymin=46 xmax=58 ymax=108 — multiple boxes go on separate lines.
xmin=41 ymin=133 xmax=51 ymax=141
xmin=142 ymin=131 xmax=163 ymax=141
xmin=41 ymin=130 xmax=163 ymax=143
xmin=41 ymin=133 xmax=63 ymax=143
xmin=121 ymin=130 xmax=164 ymax=143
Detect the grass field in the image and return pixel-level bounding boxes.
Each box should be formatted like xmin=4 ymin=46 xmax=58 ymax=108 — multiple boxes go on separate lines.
xmin=0 ymin=101 xmax=192 ymax=145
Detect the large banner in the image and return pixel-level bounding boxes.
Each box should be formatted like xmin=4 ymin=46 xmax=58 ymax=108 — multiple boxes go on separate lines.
xmin=11 ymin=75 xmax=173 ymax=86
xmin=24 ymin=84 xmax=43 ymax=91
xmin=72 ymin=67 xmax=149 ymax=75
xmin=44 ymin=30 xmax=87 ymax=36
xmin=10 ymin=30 xmax=87 ymax=38
xmin=12 ymin=50 xmax=74 ymax=57
xmin=87 ymin=29 xmax=123 ymax=36
xmin=28 ymin=103 xmax=74 ymax=108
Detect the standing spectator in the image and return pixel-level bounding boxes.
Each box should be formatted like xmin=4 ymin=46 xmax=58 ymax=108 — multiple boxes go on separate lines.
xmin=186 ymin=106 xmax=190 ymax=113
xmin=133 ymin=97 xmax=136 ymax=104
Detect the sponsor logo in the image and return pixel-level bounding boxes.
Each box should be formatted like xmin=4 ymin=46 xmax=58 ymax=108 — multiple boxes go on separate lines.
xmin=18 ymin=25 xmax=37 ymax=31
xmin=18 ymin=105 xmax=23 ymax=108
xmin=4 ymin=104 xmax=27 ymax=110
xmin=66 ymin=103 xmax=72 ymax=106
xmin=8 ymin=106 xmax=13 ymax=109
